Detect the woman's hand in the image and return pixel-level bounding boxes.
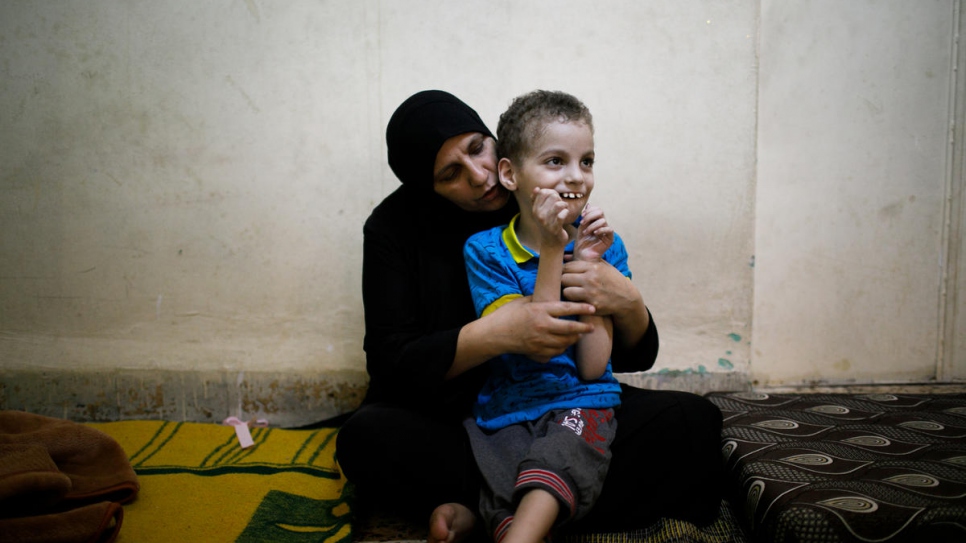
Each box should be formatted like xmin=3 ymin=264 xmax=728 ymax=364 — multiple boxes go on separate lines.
xmin=493 ymin=296 xmax=596 ymax=363
xmin=561 ymin=260 xmax=636 ymax=315
xmin=449 ymin=296 xmax=597 ymax=377
xmin=561 ymin=260 xmax=649 ymax=350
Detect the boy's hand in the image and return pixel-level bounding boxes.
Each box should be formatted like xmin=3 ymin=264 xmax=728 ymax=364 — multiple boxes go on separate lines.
xmin=574 ymin=205 xmax=614 ymax=261
xmin=531 ymin=188 xmax=569 ymax=246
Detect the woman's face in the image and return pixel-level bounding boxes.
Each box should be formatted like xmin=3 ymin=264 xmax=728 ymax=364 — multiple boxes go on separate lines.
xmin=433 ymin=132 xmax=511 ymax=213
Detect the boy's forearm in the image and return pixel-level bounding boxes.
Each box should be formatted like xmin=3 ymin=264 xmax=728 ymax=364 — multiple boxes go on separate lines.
xmin=576 ymin=314 xmax=613 ymax=380
xmin=532 ymin=244 xmax=565 ymax=303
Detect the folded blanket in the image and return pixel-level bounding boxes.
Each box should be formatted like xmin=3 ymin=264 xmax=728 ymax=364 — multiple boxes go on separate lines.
xmin=1 ymin=502 xmax=124 ymax=543
xmin=0 ymin=411 xmax=140 ymax=543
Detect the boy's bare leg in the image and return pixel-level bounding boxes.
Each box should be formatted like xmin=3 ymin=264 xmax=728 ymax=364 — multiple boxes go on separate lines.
xmin=502 ymin=489 xmax=559 ymax=543
xmin=428 ymin=502 xmax=476 ymax=543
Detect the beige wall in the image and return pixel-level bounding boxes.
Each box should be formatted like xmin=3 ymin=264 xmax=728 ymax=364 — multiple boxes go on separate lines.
xmin=1 ymin=1 xmax=963 ymax=406
xmin=754 ymin=0 xmax=965 ymax=387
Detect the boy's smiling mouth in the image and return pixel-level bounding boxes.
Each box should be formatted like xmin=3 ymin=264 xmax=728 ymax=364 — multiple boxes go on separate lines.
xmin=561 ymin=192 xmax=585 ymax=200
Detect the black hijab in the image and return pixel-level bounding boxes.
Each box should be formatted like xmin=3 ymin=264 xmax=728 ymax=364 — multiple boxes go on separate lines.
xmin=386 ymin=90 xmax=495 ymax=192
xmin=384 ymin=90 xmax=517 ymax=238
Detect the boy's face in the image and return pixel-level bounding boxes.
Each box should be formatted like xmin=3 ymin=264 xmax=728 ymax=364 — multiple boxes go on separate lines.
xmin=500 ymin=120 xmax=595 ymax=224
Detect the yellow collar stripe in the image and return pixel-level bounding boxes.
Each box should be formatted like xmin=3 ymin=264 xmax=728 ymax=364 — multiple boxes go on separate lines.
xmin=502 ymin=214 xmax=535 ymax=264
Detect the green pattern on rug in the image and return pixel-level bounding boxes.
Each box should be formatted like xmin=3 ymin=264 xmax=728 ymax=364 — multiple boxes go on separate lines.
xmin=237 ymin=489 xmax=353 ymax=543
xmin=88 ymin=420 xmax=351 ymax=543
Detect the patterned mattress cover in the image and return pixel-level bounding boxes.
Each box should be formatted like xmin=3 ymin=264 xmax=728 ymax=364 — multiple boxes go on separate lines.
xmin=705 ymin=392 xmax=966 ymax=543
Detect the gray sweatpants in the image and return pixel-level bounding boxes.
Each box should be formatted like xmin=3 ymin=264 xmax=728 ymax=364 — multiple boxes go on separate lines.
xmin=463 ymin=408 xmax=618 ymax=542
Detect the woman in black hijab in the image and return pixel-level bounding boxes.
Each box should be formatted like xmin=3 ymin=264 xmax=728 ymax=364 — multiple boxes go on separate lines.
xmin=336 ymin=90 xmax=723 ymax=542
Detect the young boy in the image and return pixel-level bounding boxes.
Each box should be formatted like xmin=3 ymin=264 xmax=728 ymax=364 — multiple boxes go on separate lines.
xmin=462 ymin=90 xmax=628 ymax=543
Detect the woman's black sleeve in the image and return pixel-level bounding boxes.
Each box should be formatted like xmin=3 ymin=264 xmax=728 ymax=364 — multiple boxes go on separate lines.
xmin=361 ymin=218 xmax=464 ymax=401
xmin=609 ymin=308 xmax=659 ymax=374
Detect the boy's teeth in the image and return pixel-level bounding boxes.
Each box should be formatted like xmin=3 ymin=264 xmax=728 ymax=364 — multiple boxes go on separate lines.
xmin=561 ymin=193 xmax=584 ymax=199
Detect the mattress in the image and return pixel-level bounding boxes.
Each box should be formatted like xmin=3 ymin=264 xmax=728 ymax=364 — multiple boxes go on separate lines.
xmin=705 ymin=392 xmax=966 ymax=542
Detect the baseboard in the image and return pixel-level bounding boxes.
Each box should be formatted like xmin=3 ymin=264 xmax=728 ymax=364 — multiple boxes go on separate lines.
xmin=6 ymin=366 xmax=957 ymax=428
xmin=615 ymin=369 xmax=753 ymax=396
xmin=0 ymin=368 xmax=368 ymax=427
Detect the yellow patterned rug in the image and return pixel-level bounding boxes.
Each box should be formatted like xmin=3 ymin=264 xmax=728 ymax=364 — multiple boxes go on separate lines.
xmin=87 ymin=420 xmax=352 ymax=543
xmin=87 ymin=420 xmax=748 ymax=543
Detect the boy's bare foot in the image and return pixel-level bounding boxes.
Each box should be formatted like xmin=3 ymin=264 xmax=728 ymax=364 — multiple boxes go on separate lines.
xmin=428 ymin=502 xmax=476 ymax=543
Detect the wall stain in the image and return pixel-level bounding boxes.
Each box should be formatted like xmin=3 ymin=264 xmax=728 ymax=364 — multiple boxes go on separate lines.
xmin=243 ymin=0 xmax=261 ymax=23
xmin=224 ymin=75 xmax=261 ymax=114
xmin=878 ymin=199 xmax=905 ymax=221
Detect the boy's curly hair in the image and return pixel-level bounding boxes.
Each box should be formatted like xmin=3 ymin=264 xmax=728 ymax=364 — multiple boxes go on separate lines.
xmin=496 ymin=90 xmax=594 ymax=164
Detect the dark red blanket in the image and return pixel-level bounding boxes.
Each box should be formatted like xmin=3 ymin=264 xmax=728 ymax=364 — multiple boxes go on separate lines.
xmin=0 ymin=411 xmax=139 ymax=543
